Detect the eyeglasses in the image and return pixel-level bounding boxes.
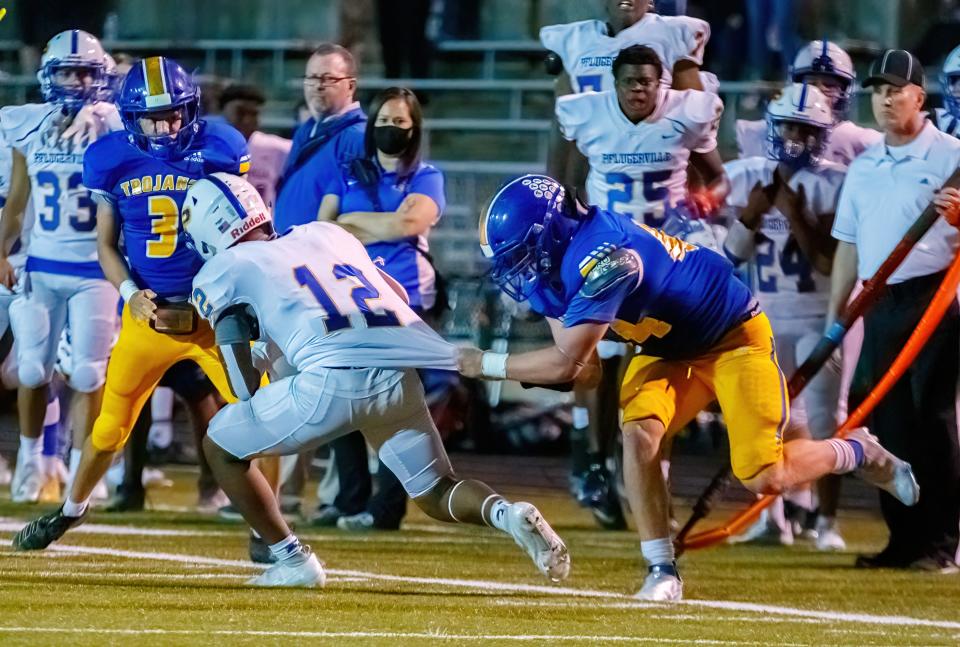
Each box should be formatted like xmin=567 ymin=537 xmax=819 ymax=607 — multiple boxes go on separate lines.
xmin=302 ymin=74 xmax=355 ymax=88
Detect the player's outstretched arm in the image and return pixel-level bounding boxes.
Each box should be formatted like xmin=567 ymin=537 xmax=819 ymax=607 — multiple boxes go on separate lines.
xmin=214 ymin=305 xmax=262 ymax=401
xmin=459 ymin=320 xmax=607 ymax=385
xmin=689 ymin=148 xmax=730 ymax=215
xmin=0 ymin=150 xmax=29 ymax=288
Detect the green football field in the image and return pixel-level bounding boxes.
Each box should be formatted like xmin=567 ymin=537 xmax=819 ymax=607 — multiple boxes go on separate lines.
xmin=0 ymin=467 xmax=957 ymax=646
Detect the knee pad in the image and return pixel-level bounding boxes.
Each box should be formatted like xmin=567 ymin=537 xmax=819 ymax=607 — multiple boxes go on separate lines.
xmin=10 ymin=297 xmax=54 ymax=388
xmin=68 ymin=360 xmax=108 ymax=393
xmin=378 ymin=428 xmax=453 ymax=499
xmin=17 ymin=359 xmax=52 ymax=389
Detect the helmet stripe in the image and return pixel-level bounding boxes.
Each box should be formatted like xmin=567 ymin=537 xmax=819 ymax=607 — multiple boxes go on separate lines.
xmin=798 ymin=82 xmax=808 ymax=111
xmin=71 ymin=30 xmax=78 ymax=55
xmin=204 ymin=174 xmax=251 ymax=222
xmin=143 ymin=57 xmax=173 ymax=108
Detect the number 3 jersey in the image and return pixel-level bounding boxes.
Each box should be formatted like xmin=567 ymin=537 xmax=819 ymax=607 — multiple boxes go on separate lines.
xmin=190 ymin=222 xmax=458 ymax=372
xmin=723 ymin=156 xmax=847 ymax=318
xmin=83 ymin=120 xmax=250 ymax=299
xmin=557 ymin=88 xmax=722 ymax=226
xmin=0 ymin=102 xmax=120 ymax=274
xmin=544 ymin=207 xmax=755 ymax=360
xmin=539 ymin=13 xmax=709 ymax=92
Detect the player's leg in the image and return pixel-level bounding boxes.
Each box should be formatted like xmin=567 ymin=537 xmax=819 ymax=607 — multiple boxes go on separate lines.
xmin=366 ymin=369 xmax=569 ymax=582
xmin=9 ymin=277 xmax=66 ymax=503
xmin=620 ymin=353 xmax=715 ymax=601
xmin=716 ymin=314 xmax=918 ymax=504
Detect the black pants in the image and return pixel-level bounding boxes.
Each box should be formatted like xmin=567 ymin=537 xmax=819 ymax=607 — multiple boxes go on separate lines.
xmin=376 ymin=0 xmax=432 ymax=78
xmin=849 ymin=271 xmax=960 ymax=563
xmin=331 ymin=430 xmax=408 ymax=529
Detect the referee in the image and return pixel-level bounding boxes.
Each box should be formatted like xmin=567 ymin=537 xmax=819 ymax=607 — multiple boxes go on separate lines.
xmin=827 ymin=50 xmax=960 ymax=572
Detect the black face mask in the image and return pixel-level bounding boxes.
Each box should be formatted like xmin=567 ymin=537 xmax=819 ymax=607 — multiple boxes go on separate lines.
xmin=374 ymin=125 xmax=412 ymax=155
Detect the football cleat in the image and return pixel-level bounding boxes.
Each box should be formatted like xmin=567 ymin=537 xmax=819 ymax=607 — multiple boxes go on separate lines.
xmin=504 ymin=502 xmax=570 ymax=582
xmin=727 ymin=509 xmax=793 ymax=546
xmin=634 ymin=564 xmax=683 ymax=602
xmin=337 ymin=512 xmax=376 ymax=531
xmin=814 ymin=517 xmax=847 ymax=552
xmin=248 ymin=531 xmax=277 ymax=564
xmin=847 ymin=428 xmax=920 ymax=506
xmin=247 ymin=548 xmax=325 ymax=588
xmin=576 ymin=463 xmax=612 ymax=507
xmin=11 ymin=456 xmax=45 ymax=504
xmin=12 ymin=506 xmax=88 ymax=551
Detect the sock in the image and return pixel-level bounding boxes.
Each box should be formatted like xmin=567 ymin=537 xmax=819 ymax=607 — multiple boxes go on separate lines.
xmin=484 ymin=497 xmax=510 ymax=532
xmin=148 ymin=387 xmax=174 ymax=449
xmin=826 ymin=438 xmax=860 ymax=474
xmin=41 ymin=397 xmax=61 ymax=457
xmin=251 ymin=528 xmax=261 ymax=539
xmin=640 ymin=537 xmax=675 ymax=569
xmin=62 ymin=497 xmax=89 ymax=518
xmin=68 ymin=448 xmax=82 ymax=477
xmin=268 ymin=534 xmax=305 ymax=563
xmin=19 ymin=435 xmax=42 ymax=461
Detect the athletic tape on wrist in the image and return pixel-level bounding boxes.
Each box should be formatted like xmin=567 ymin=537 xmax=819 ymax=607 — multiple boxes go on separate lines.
xmin=723 ymin=219 xmax=756 ymax=262
xmin=481 ymin=351 xmax=509 ymax=380
xmin=119 ymin=279 xmax=140 ymax=303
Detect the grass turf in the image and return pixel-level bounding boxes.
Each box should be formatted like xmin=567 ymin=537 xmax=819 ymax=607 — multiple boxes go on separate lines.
xmin=0 ymin=469 xmax=956 ymax=646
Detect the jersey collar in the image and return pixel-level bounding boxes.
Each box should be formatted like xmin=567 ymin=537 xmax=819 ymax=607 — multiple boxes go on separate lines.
xmin=876 ymin=119 xmax=938 ymax=164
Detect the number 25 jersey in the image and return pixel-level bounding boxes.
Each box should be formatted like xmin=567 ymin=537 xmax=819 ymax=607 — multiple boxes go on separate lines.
xmin=82 ymin=120 xmax=250 ymax=299
xmin=190 ymin=222 xmax=458 ymax=372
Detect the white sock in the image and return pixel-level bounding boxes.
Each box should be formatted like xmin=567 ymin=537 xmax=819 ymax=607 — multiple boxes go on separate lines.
xmin=148 ymin=387 xmax=175 ymax=448
xmin=268 ymin=534 xmax=304 ymax=563
xmin=485 ymin=497 xmax=510 ymax=531
xmin=571 ymin=406 xmax=589 ymax=429
xmin=826 ymin=438 xmax=857 ymax=474
xmin=62 ymin=497 xmax=89 ymax=518
xmin=19 ymin=435 xmax=42 ymax=461
xmin=68 ymin=448 xmax=82 ymax=477
xmin=640 ymin=537 xmax=675 ymax=567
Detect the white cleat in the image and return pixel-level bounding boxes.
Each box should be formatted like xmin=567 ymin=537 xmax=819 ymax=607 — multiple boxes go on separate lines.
xmin=0 ymin=454 xmax=13 ymax=487
xmin=504 ymin=502 xmax=570 ymax=582
xmin=814 ymin=517 xmax=847 ymax=552
xmin=847 ymin=428 xmax=920 ymax=506
xmin=247 ymin=550 xmax=325 ymax=588
xmin=727 ymin=510 xmax=793 ymax=546
xmin=634 ymin=565 xmax=683 ymax=602
xmin=11 ymin=457 xmax=44 ymax=504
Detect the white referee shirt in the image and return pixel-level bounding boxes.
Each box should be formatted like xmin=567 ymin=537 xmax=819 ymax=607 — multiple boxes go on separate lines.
xmin=831 ymin=120 xmax=960 ymax=283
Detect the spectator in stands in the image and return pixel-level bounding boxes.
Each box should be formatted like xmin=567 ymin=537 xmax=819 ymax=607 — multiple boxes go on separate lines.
xmin=376 ymin=0 xmax=433 ymax=78
xmin=219 ymin=83 xmax=292 ymax=209
xmin=316 ymin=87 xmax=448 ymax=531
xmin=17 ymin=0 xmax=113 ymax=75
xmin=273 ymin=43 xmax=366 ymax=235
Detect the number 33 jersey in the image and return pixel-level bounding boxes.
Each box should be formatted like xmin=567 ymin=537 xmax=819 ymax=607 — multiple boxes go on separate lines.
xmin=723 ymin=156 xmax=847 ymax=318
xmin=83 ymin=120 xmax=250 ymax=298
xmin=1 ymin=102 xmax=119 ymax=269
xmin=557 ymin=88 xmax=722 ymax=226
xmin=190 ymin=222 xmax=458 ymax=372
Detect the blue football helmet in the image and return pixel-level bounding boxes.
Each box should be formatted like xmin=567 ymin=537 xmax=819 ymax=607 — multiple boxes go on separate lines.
xmin=480 ymin=174 xmax=579 ymax=309
xmin=37 ymin=30 xmax=107 ymax=113
xmin=941 ymin=45 xmax=960 ymax=119
xmin=790 ymin=40 xmax=855 ymax=121
xmin=118 ymin=56 xmax=201 ymax=159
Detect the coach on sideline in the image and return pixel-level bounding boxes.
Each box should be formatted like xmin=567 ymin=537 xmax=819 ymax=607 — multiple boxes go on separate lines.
xmin=273 ymin=43 xmax=366 ymax=233
xmin=827 ymin=49 xmax=960 ymax=572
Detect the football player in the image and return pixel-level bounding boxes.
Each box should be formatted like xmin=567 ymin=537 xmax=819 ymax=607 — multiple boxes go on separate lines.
xmin=182 ymin=173 xmax=567 ymax=588
xmin=460 ymin=174 xmax=920 ymax=601
xmin=0 ymin=30 xmax=121 ymax=503
xmin=736 ymin=41 xmax=882 ymax=165
xmin=723 ymin=84 xmax=849 ymax=550
xmin=937 ymin=45 xmax=960 ymax=138
xmin=12 ymin=56 xmax=250 ymax=551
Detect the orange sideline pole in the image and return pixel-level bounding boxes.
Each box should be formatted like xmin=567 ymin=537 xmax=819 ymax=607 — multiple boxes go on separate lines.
xmin=680 ymin=249 xmax=960 ymax=551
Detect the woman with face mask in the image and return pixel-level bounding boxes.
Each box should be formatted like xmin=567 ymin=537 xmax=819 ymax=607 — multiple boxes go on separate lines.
xmin=317 ymin=87 xmax=451 ymax=532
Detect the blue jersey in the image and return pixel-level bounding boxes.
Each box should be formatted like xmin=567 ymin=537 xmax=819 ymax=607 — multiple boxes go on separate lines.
xmin=274 ymin=107 xmax=366 ymax=234
xmin=83 ymin=120 xmax=250 ymax=299
xmin=547 ymin=208 xmax=755 ymax=359
xmin=328 ymin=159 xmax=445 ymax=309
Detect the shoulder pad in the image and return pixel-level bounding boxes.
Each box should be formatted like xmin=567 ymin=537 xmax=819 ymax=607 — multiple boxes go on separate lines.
xmin=214 ymin=303 xmax=260 ymax=345
xmin=580 ymin=248 xmax=641 ymax=299
xmin=544 ymin=51 xmax=564 ymax=76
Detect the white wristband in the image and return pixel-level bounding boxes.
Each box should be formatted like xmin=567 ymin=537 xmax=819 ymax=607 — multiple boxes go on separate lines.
xmin=723 ymin=219 xmax=757 ymax=263
xmin=480 ymin=351 xmax=509 ymax=380
xmin=119 ymin=279 xmax=140 ymax=302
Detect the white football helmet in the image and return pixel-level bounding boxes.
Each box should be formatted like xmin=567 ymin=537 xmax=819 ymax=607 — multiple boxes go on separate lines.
xmin=37 ymin=30 xmax=107 ymax=111
xmin=182 ymin=173 xmax=273 ymax=261
xmin=766 ymin=83 xmax=833 ymax=169
xmin=791 ymin=40 xmax=855 ymax=119
xmin=941 ymin=44 xmax=960 ymax=118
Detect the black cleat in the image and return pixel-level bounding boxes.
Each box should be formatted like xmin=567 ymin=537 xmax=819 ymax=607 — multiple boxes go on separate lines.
xmin=248 ymin=531 xmax=277 ymax=564
xmin=12 ymin=506 xmax=87 ymax=551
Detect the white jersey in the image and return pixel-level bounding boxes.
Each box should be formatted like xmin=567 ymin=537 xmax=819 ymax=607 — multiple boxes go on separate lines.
xmin=557 ymin=88 xmax=721 ymax=225
xmin=935 ymin=107 xmax=960 ymax=139
xmin=724 ymin=157 xmax=847 ymax=317
xmin=0 ymin=102 xmax=118 ymax=267
xmin=246 ymin=130 xmax=291 ymax=209
xmin=735 ymin=118 xmax=882 ymax=166
xmin=540 ymin=13 xmax=709 ymax=92
xmin=191 ymin=222 xmax=458 ymax=372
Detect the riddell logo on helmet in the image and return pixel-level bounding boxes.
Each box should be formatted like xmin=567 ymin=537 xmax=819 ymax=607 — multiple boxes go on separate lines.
xmin=230 ymin=212 xmax=267 ymax=239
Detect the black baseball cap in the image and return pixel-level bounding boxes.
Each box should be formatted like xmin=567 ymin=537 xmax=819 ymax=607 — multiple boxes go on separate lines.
xmin=862 ymin=49 xmax=925 ymax=88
